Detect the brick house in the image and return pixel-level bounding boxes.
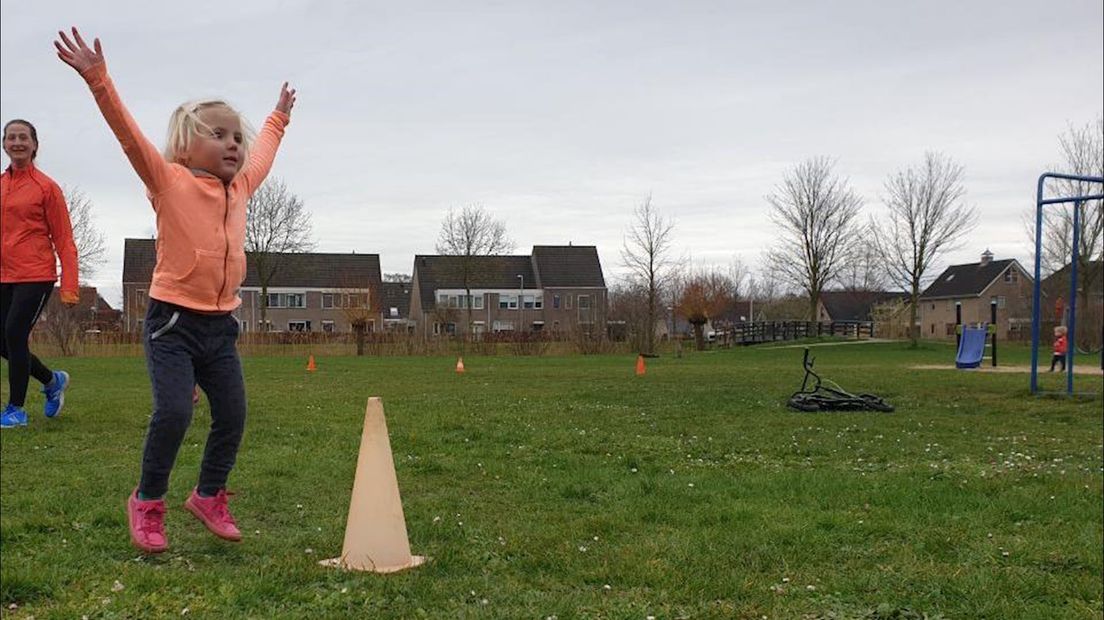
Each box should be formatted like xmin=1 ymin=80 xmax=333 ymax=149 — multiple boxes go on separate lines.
xmin=37 ymin=286 xmax=122 ymax=332
xmin=817 ymin=290 xmax=911 ymax=338
xmin=817 ymin=290 xmax=909 ymax=322
xmin=918 ymin=250 xmax=1034 ymax=340
xmin=409 ymin=245 xmax=607 ymax=337
xmin=122 ymin=238 xmax=382 ymax=333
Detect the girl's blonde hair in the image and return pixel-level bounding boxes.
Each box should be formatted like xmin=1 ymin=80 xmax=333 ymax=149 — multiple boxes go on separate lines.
xmin=163 ymin=100 xmax=256 ymax=165
xmin=1055 ymin=325 xmax=1068 ymax=335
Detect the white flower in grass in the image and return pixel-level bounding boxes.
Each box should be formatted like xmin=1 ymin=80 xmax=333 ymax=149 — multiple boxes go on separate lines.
xmin=341 ymin=587 xmax=348 ymax=594
xmin=305 ymin=548 xmax=314 ymax=555
xmin=603 ymin=584 xmax=611 ymax=591
xmin=806 ymin=585 xmax=816 ymax=591
xmin=578 ymin=545 xmax=587 ymax=552
xmin=631 ymin=468 xmax=638 ymax=473
xmin=112 ymin=580 xmax=125 ymax=592
xmin=433 ymin=516 xmax=441 ymax=523
xmin=181 ymin=608 xmax=190 ymax=616
xmin=781 ymin=577 xmax=790 ymax=583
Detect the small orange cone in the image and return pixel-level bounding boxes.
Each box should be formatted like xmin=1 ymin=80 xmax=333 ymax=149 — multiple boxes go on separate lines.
xmin=635 ymin=354 xmax=646 ymax=376
xmin=307 ymin=355 xmax=317 ymax=372
xmin=455 ymin=357 xmax=465 ymax=374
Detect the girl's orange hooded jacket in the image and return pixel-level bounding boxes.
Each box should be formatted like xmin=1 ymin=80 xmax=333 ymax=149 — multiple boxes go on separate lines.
xmin=79 ymin=62 xmax=289 ymax=313
xmin=0 ymin=163 xmax=79 ymax=299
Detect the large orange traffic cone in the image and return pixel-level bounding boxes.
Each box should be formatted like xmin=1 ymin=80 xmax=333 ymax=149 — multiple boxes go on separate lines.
xmin=635 ymin=354 xmax=646 ymax=376
xmin=320 ymin=398 xmax=426 ymax=573
xmin=307 ymin=355 xmax=317 ymax=372
xmin=455 ymin=357 xmax=465 ymax=374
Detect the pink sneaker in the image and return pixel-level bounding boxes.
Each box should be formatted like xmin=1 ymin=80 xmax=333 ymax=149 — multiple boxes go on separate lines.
xmin=184 ymin=489 xmax=241 ymax=542
xmin=127 ymin=490 xmax=168 ymax=553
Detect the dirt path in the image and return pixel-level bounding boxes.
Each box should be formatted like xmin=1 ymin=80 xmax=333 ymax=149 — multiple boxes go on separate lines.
xmin=911 ymin=364 xmax=1103 ymax=376
xmin=770 ymin=339 xmax=898 ymax=349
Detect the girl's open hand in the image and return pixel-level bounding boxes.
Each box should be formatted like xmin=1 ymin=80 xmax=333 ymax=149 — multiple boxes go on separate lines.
xmin=276 ymin=82 xmax=297 ymax=116
xmin=55 ymin=27 xmax=104 ymax=74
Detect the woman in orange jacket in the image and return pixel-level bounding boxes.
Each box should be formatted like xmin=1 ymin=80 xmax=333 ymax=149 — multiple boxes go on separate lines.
xmin=1 ymin=119 xmax=79 ymax=429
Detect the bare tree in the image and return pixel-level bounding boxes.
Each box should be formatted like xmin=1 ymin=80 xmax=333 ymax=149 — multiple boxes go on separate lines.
xmin=63 ymin=186 xmax=106 ymax=281
xmin=246 ymin=178 xmax=315 ymax=330
xmin=435 ymin=204 xmax=514 ymax=341
xmin=384 ymin=272 xmax=412 ymax=283
xmin=1027 ymin=117 xmax=1104 ymax=350
xmin=620 ymin=195 xmax=676 ymax=355
xmin=1033 ymin=117 xmax=1104 ymax=272
xmin=839 ymin=233 xmax=888 ymax=292
xmin=765 ymin=157 xmax=864 ymax=321
xmin=39 ymin=187 xmax=107 ymax=355
xmin=871 ymin=153 xmax=976 ymax=345
xmin=676 ymin=268 xmax=732 ymax=350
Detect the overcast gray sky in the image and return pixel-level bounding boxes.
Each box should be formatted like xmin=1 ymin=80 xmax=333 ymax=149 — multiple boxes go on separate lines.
xmin=3 ymin=0 xmax=1102 ymax=305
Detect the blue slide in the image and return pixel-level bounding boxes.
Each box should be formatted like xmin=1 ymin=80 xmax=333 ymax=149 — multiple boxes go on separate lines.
xmin=956 ymin=326 xmax=988 ymax=369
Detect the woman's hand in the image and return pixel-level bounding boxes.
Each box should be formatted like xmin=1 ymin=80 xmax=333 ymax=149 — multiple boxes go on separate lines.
xmin=54 ymin=27 xmax=104 ymax=75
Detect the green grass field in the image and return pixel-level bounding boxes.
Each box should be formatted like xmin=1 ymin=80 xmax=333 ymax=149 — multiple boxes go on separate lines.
xmin=2 ymin=342 xmax=1101 ymax=619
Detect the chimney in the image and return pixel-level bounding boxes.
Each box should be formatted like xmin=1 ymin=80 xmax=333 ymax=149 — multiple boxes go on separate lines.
xmin=980 ymin=249 xmax=993 ymax=266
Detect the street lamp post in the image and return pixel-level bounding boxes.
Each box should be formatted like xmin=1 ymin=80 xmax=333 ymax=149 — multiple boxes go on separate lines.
xmin=517 ymin=274 xmax=524 ymax=333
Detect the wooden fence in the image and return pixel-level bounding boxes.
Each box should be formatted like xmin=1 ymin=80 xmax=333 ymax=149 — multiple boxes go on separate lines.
xmin=718 ymin=321 xmax=876 ymax=346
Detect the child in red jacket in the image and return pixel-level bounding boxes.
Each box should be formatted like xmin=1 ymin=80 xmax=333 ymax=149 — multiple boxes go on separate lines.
xmin=1049 ymin=325 xmax=1068 ymax=372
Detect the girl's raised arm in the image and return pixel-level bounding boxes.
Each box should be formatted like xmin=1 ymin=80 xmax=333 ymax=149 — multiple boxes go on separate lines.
xmin=55 ymin=27 xmax=175 ymax=196
xmin=238 ymin=82 xmax=296 ymax=197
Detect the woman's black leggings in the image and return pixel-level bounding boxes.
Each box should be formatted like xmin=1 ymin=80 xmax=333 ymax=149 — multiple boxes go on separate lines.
xmin=0 ymin=282 xmax=56 ymax=407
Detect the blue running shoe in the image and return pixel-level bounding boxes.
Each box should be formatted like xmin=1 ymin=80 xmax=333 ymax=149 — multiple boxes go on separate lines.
xmin=42 ymin=370 xmax=70 ymax=418
xmin=1 ymin=403 xmax=28 ymax=428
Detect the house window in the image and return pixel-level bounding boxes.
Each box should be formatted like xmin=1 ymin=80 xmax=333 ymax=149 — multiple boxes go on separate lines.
xmin=288 ymin=320 xmax=310 ymax=332
xmin=492 ymin=320 xmax=515 ymax=332
xmin=322 ymin=293 xmax=335 ymax=309
xmin=930 ymin=303 xmax=935 ymax=310
xmin=473 ymin=295 xmax=484 ymax=310
xmin=433 ymin=322 xmax=440 ymax=335
xmin=445 ymin=323 xmax=457 ymax=335
xmin=268 ymin=293 xmax=305 ymax=309
xmin=389 ymin=307 xmax=399 ymax=318
xmin=137 ymin=288 xmax=148 ymax=299
xmin=523 ymin=295 xmax=535 ymax=309
xmin=500 ymin=295 xmax=518 ymax=310
xmin=438 ymin=293 xmax=448 ymax=307
xmin=534 ymin=296 xmax=543 ymax=309
xmin=578 ymin=295 xmax=591 ymax=309
xmin=258 ymin=319 xmax=273 ymax=332
xmin=566 ymin=295 xmax=573 ymax=310
xmin=553 ymin=294 xmax=560 ymax=309
xmin=992 ymin=296 xmax=1006 ymax=309
xmin=240 ymin=320 xmax=248 ymax=332
xmin=322 ymin=320 xmax=335 ymax=333
xmin=1004 ymin=269 xmax=1018 ymax=283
